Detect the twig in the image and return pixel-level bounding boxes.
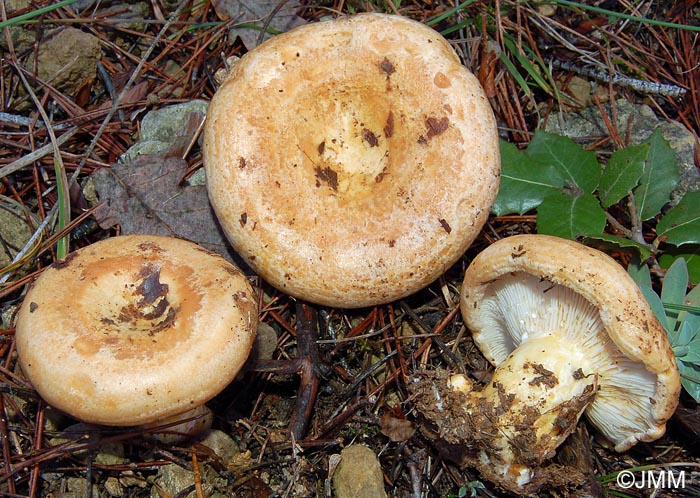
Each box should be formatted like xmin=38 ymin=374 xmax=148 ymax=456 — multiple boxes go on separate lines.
xmin=5 ymin=62 xmax=72 ymax=257
xmin=69 ymin=0 xmax=188 ymax=188
xmin=0 ymin=127 xmax=79 ymax=180
xmin=551 ymin=0 xmax=700 ymax=33
xmin=0 ymin=111 xmax=71 ymax=130
xmin=192 ymin=452 xmax=204 ymax=498
xmin=549 ymin=58 xmax=687 ymax=97
xmin=251 ymin=302 xmax=330 ymax=440
xmin=288 ymin=302 xmax=325 ymax=439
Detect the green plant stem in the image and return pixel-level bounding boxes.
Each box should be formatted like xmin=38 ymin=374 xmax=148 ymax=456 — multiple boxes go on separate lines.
xmin=550 ymin=0 xmax=700 ymax=32
xmin=53 ymin=158 xmax=70 ymax=259
xmin=663 ymin=303 xmax=700 ymax=313
xmin=427 ymin=0 xmax=478 ymax=26
xmin=8 ymin=62 xmax=71 ymax=259
xmin=0 ymin=0 xmax=79 ymax=29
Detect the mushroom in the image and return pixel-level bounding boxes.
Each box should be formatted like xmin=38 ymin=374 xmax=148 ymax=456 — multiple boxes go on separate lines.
xmin=203 ymin=13 xmax=500 ymax=308
xmin=15 ymin=235 xmax=258 ymax=437
xmin=418 ymin=234 xmax=680 ymax=493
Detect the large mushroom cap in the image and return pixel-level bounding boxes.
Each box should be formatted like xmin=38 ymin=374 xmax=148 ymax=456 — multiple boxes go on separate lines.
xmin=460 ymin=234 xmax=681 ymax=452
xmin=15 ymin=235 xmax=258 ymax=426
xmin=204 ymin=13 xmax=500 ymax=308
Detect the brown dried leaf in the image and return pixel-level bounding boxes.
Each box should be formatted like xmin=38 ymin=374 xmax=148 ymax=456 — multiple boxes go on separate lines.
xmin=379 ymin=410 xmax=416 ymax=442
xmin=212 ymin=0 xmax=306 ymax=49
xmin=91 ymin=121 xmax=243 ymax=266
xmin=94 ymin=80 xmax=149 ymax=114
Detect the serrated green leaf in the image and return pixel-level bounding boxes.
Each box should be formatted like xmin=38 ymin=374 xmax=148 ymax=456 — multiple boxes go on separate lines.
xmin=661 ymin=258 xmax=689 ymax=331
xmin=492 ymin=140 xmax=562 ymax=216
xmin=526 ymin=131 xmax=601 ymax=194
xmin=536 ymin=191 xmax=606 ymax=240
xmin=633 ymin=129 xmax=679 ymax=220
xmin=660 ymin=246 xmax=700 ymax=285
xmin=656 ymin=192 xmax=700 ymax=246
xmin=585 ymin=234 xmax=653 ymax=261
xmin=598 ymin=143 xmax=648 ymax=208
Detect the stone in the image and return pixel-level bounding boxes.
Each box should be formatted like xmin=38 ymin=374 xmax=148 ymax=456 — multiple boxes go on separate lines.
xmin=25 ymin=27 xmax=102 ymax=100
xmin=120 ymin=100 xmax=209 ymax=163
xmin=149 ymin=464 xmax=197 ymax=498
xmin=251 ymin=322 xmax=278 ymax=362
xmin=198 ymin=429 xmax=240 ymax=466
xmin=140 ymin=100 xmax=209 ymax=144
xmin=1 ymin=0 xmax=34 ymax=52
xmin=0 ymin=201 xmax=37 ymax=270
xmin=332 ymin=445 xmax=387 ymax=498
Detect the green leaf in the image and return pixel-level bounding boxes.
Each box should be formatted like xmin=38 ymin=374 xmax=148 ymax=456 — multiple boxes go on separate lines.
xmin=502 ymin=36 xmax=554 ymax=95
xmin=661 ymin=258 xmax=689 ymax=331
xmin=627 ymin=260 xmax=653 ymax=288
xmin=526 ymin=131 xmax=601 ymax=194
xmin=536 ymin=192 xmax=606 ymax=239
xmin=674 ymin=345 xmax=690 ymax=357
xmin=633 ymin=129 xmax=679 ymax=220
xmin=598 ymin=143 xmax=648 ymax=208
xmin=682 ymin=349 xmax=700 ymax=364
xmin=660 ymin=246 xmax=700 ymax=285
xmin=637 ymin=284 xmax=671 ymax=334
xmin=678 ymin=360 xmax=700 ymax=403
xmin=680 ymin=284 xmax=700 ymax=331
xmin=492 ymin=140 xmax=562 ymax=215
xmin=498 ymin=52 xmax=531 ymax=97
xmin=656 ymin=192 xmax=700 ymax=246
xmin=674 ymin=320 xmax=697 ymax=348
xmin=585 ymin=234 xmax=653 ymax=261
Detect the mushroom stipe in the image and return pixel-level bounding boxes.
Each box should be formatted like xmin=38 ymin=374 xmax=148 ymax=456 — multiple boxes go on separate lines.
xmin=15 ymin=235 xmax=258 ymax=428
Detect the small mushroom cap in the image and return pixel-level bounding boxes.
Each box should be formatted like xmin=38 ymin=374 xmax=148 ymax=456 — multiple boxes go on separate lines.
xmin=204 ymin=13 xmax=500 ymax=308
xmin=460 ymin=234 xmax=680 ymax=451
xmin=15 ymin=235 xmax=258 ymax=426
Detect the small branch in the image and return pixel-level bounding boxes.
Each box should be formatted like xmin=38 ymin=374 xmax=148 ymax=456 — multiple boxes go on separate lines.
xmin=605 ymin=211 xmax=634 ymax=239
xmin=250 ymin=302 xmax=329 ymax=440
xmin=626 ymin=191 xmax=647 ymax=246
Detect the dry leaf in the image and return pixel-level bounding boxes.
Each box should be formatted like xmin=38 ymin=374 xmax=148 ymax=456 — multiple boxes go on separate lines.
xmin=212 ymin=0 xmax=306 ymax=49
xmin=91 ymin=115 xmax=245 ymax=267
xmin=379 ymin=410 xmax=416 ymax=442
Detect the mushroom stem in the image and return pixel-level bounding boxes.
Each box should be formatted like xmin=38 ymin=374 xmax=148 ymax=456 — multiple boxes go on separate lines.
xmin=453 ymin=333 xmax=598 ymax=491
xmin=141 ymin=404 xmax=213 ymax=444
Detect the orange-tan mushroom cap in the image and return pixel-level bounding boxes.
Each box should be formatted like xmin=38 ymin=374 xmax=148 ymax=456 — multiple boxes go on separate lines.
xmin=460 ymin=234 xmax=681 ymax=452
xmin=203 ymin=13 xmax=500 ymax=308
xmin=15 ymin=235 xmax=258 ymax=426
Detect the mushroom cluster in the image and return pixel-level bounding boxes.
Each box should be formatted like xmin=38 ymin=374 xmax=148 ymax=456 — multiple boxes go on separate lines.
xmin=413 ymin=234 xmax=680 ymax=494
xmin=203 ymin=13 xmax=500 ymax=308
xmin=15 ymin=235 xmax=258 ymax=434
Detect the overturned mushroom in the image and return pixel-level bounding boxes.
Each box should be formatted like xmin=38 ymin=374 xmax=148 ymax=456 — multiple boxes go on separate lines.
xmin=413 ymin=234 xmax=680 ymax=494
xmin=15 ymin=235 xmax=258 ymax=437
xmin=203 ymin=13 xmax=500 ymax=308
